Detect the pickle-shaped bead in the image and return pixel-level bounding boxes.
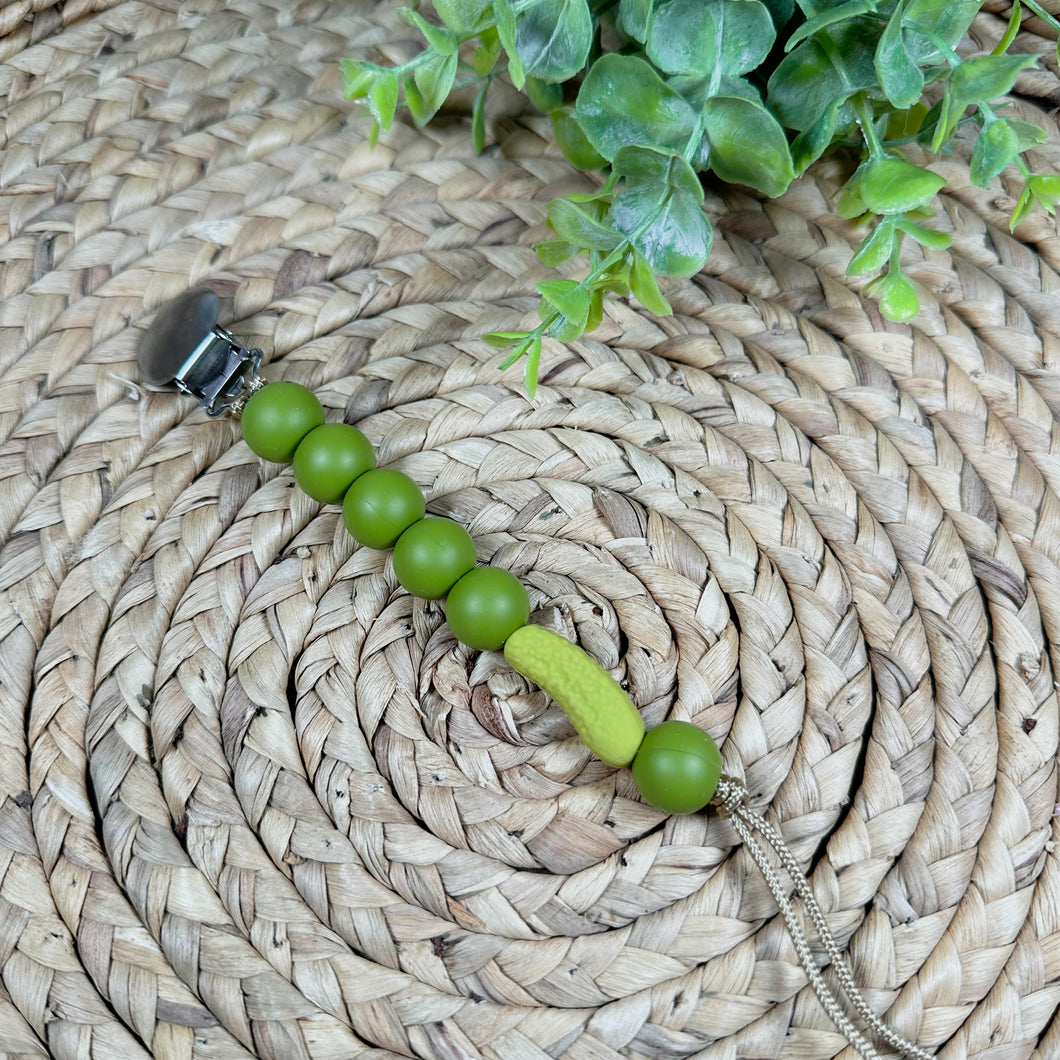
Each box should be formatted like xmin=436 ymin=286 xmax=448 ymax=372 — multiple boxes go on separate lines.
xmin=503 ymin=624 xmax=645 ymax=767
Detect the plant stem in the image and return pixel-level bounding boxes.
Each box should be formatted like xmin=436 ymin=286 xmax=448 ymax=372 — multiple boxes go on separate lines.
xmin=853 ymin=94 xmax=886 ymax=158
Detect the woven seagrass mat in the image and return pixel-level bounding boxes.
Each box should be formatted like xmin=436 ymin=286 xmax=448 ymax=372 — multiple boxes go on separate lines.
xmin=3 ymin=1 xmax=1060 ymax=1058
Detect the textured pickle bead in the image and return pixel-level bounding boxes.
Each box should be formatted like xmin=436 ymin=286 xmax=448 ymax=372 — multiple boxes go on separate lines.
xmin=292 ymin=423 xmax=375 ymax=503
xmin=503 ymin=624 xmax=645 ymax=767
xmin=445 ymin=567 xmax=530 ymax=650
xmin=241 ymin=381 xmax=324 ymax=462
xmin=392 ymin=517 xmax=476 ymax=599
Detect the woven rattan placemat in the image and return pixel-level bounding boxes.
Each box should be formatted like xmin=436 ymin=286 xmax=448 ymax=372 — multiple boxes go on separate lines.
xmin=2 ymin=2 xmax=1060 ymax=1058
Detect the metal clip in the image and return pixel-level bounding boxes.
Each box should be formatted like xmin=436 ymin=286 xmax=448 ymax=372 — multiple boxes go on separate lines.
xmin=136 ymin=288 xmax=264 ymax=417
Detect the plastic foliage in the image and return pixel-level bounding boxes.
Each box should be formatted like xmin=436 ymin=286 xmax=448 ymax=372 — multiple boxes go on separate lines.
xmin=343 ymin=0 xmax=1059 ymax=394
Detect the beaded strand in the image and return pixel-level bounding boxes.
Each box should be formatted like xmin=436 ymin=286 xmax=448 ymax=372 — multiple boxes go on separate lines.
xmin=238 ymin=378 xmax=725 ymax=815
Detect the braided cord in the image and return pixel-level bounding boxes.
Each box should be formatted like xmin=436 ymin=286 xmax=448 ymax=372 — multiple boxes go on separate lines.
xmin=714 ymin=779 xmax=935 ymax=1060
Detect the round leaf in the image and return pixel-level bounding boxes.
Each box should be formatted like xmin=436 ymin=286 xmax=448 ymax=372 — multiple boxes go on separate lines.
xmin=576 ymin=53 xmax=701 ymax=161
xmin=856 ymin=157 xmax=945 ymax=214
xmin=701 ymin=96 xmax=794 ymax=198
xmin=970 ymin=119 xmax=1020 ymax=187
xmin=552 ymin=107 xmax=608 ymax=169
xmin=767 ymin=19 xmax=879 ymax=131
xmin=646 ymin=0 xmax=775 ymax=78
xmin=515 ymin=0 xmax=593 ymax=84
xmin=847 ymin=218 xmax=896 ymax=275
xmin=610 ymin=182 xmax=713 ymax=277
xmin=876 ymin=271 xmax=919 ymax=321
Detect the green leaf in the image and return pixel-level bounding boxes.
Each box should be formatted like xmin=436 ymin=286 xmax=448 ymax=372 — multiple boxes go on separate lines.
xmin=404 ymin=75 xmax=428 ymax=124
xmin=875 ymin=0 xmax=925 ymax=109
xmin=903 ymin=0 xmax=982 ymax=56
xmin=670 ymin=73 xmax=763 ymax=111
xmin=759 ymin=0 xmax=795 ymax=31
xmin=1008 ymin=119 xmax=1048 ymax=151
xmin=895 ymin=216 xmax=951 ymax=248
xmin=970 ymin=118 xmax=1019 ymax=186
xmin=486 ymin=330 xmax=531 ymax=348
xmin=1028 ymin=173 xmax=1060 ymax=213
xmin=646 ymin=0 xmax=776 ymax=79
xmin=499 ymin=333 xmax=535 ymax=367
xmin=992 ymin=0 xmax=1022 ymax=55
xmin=1009 ymin=183 xmax=1034 ymax=229
xmin=847 ymin=218 xmax=896 ymax=275
xmin=551 ymin=106 xmax=608 ymax=169
xmin=473 ymin=28 xmax=503 ymax=75
xmin=433 ymin=0 xmax=490 ymax=32
xmin=535 ymin=239 xmax=578 ymax=266
xmin=609 ymin=150 xmax=713 ymax=276
xmin=618 ymin=0 xmax=651 ymax=41
xmin=934 ymin=53 xmax=1039 ymax=150
xmin=524 ymin=336 xmax=543 ymax=397
xmin=547 ymin=198 xmax=624 ymax=250
xmin=538 ymin=279 xmax=592 ymax=330
xmin=576 ymin=54 xmax=701 ymax=161
xmin=515 ymin=0 xmax=593 ymax=83
xmin=399 ymin=8 xmax=460 ymax=54
xmin=786 ymin=0 xmax=877 ymax=53
xmin=525 ymin=76 xmax=564 ymax=112
xmin=493 ymin=0 xmax=525 ymax=88
xmin=367 ymin=69 xmax=399 ymax=137
xmin=854 ymin=157 xmax=945 ymax=213
xmin=412 ymin=51 xmax=459 ymax=123
xmin=767 ymin=18 xmax=881 ymax=131
xmin=585 ymin=290 xmax=605 ymax=334
xmin=472 ymin=81 xmax=488 ymax=153
xmin=876 ymin=270 xmax=919 ymax=321
xmin=701 ymin=95 xmax=794 ymax=198
xmin=612 ymin=145 xmax=703 ymax=195
xmin=790 ymin=98 xmax=847 ymax=174
xmin=630 ymin=252 xmax=673 ymax=315
xmin=341 ymin=59 xmax=376 ymax=101
xmin=949 ymin=52 xmax=1039 ymax=106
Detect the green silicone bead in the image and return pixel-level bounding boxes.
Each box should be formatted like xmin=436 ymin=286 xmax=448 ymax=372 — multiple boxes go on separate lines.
xmin=631 ymin=721 xmax=722 ymax=815
xmin=292 ymin=423 xmax=375 ymax=504
xmin=445 ymin=567 xmax=530 ymax=650
xmin=241 ymin=381 xmax=324 ymax=463
xmin=393 ymin=517 xmax=476 ymax=599
xmin=342 ymin=469 xmax=426 ymax=549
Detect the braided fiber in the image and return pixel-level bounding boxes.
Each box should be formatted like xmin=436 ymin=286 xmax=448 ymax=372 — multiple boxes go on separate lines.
xmin=1 ymin=1 xmax=1058 ymax=1057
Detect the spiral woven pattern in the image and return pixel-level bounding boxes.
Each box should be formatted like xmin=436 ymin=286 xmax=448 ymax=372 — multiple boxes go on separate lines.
xmin=2 ymin=2 xmax=1059 ymax=1058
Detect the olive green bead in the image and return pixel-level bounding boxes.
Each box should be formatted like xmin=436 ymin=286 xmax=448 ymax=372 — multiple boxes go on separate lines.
xmin=445 ymin=567 xmax=530 ymax=650
xmin=241 ymin=381 xmax=324 ymax=463
xmin=631 ymin=721 xmax=722 ymax=815
xmin=393 ymin=517 xmax=476 ymax=599
xmin=342 ymin=469 xmax=426 ymax=549
xmin=292 ymin=423 xmax=375 ymax=504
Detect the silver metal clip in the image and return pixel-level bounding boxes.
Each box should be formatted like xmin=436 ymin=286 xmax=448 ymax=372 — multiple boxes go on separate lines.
xmin=136 ymin=287 xmax=264 ymax=417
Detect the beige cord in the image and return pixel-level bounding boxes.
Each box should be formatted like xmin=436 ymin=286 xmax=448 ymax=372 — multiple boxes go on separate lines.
xmin=714 ymin=778 xmax=935 ymax=1060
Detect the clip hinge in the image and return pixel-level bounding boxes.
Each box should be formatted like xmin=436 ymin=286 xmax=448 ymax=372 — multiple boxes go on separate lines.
xmin=171 ymin=328 xmax=264 ymax=417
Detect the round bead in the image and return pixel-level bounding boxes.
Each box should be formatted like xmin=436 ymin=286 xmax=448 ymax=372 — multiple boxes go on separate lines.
xmin=631 ymin=721 xmax=722 ymax=815
xmin=445 ymin=567 xmax=530 ymax=650
xmin=342 ymin=469 xmax=426 ymax=549
xmin=241 ymin=381 xmax=324 ymax=463
xmin=393 ymin=518 xmax=476 ymax=599
xmin=292 ymin=423 xmax=375 ymax=504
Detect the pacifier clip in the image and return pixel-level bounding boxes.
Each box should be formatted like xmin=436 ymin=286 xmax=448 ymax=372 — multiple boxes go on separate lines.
xmin=138 ymin=288 xmax=935 ymax=1060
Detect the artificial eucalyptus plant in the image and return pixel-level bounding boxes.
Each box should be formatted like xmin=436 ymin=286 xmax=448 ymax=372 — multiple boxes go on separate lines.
xmin=343 ymin=0 xmax=1060 ymax=393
